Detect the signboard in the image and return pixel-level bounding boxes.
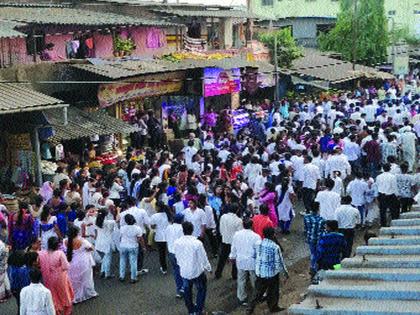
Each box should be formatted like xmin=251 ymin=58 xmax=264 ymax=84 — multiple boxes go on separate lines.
xmin=393 ymin=55 xmax=409 ymax=76
xmin=98 ymin=80 xmax=183 ymax=108
xmin=203 ymin=67 xmax=241 ymax=97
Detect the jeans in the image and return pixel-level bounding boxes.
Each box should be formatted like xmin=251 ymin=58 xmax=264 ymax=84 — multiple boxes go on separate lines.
xmin=137 ymin=241 xmax=144 ymax=271
xmin=338 ymin=228 xmax=355 ymax=258
xmin=215 ymin=243 xmax=237 ymax=279
xmin=301 ymin=187 xmax=315 ymax=213
xmin=354 ymin=205 xmax=366 ymax=225
xmin=182 ymin=273 xmax=207 ymax=315
xmin=247 ymin=274 xmax=280 ymax=313
xmin=279 ymin=220 xmax=292 ymax=233
xmin=309 ymin=243 xmax=317 ymax=273
xmin=101 ymin=250 xmax=112 ymax=277
xmin=400 ymin=197 xmax=414 ymax=213
xmin=367 ymin=161 xmax=379 ymax=178
xmin=156 ymin=241 xmax=167 ymax=271
xmin=237 ymin=269 xmax=256 ymax=302
xmin=205 ymin=228 xmax=218 ymax=257
xmin=168 ymin=253 xmax=183 ymax=294
xmin=120 ymin=247 xmax=138 ymax=280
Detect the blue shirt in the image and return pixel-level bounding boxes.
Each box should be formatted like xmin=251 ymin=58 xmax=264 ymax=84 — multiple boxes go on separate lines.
xmin=8 ymin=265 xmax=30 ymax=290
xmin=56 ymin=212 xmax=68 ymax=237
xmin=304 ymin=214 xmax=326 ymax=245
xmin=316 ymin=232 xmax=346 ymax=270
xmin=208 ymin=195 xmax=222 ymax=217
xmin=254 ymin=239 xmax=287 ymax=278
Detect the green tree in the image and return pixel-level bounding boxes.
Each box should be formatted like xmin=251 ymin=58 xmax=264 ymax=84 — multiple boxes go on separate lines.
xmin=318 ymin=0 xmax=389 ymax=66
xmin=259 ymin=28 xmax=303 ymax=68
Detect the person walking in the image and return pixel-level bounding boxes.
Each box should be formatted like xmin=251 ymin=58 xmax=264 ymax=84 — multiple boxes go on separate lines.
xmin=119 ymin=214 xmax=146 ymax=283
xmin=301 ymin=156 xmax=321 ymax=214
xmin=303 ymin=202 xmax=326 ymax=277
xmin=346 ymin=171 xmax=369 ymax=226
xmin=165 ymin=213 xmax=184 ymax=298
xmin=19 ymin=268 xmax=55 ymax=315
xmin=252 ymin=205 xmax=275 ymax=238
xmin=246 ymin=227 xmax=288 ymax=314
xmin=174 ymin=222 xmax=211 ymax=315
xmin=336 ymin=196 xmax=361 ymax=258
xmin=316 ymin=220 xmax=346 ymax=271
xmin=229 ymin=219 xmax=261 ymax=305
xmin=215 ymin=204 xmax=242 ymax=280
xmin=150 ymin=202 xmax=170 ymax=275
xmin=376 ymin=163 xmax=399 ymax=227
xmin=315 ymin=178 xmax=341 ymax=220
xmin=95 ymin=209 xmax=117 ymax=279
xmin=38 ymin=237 xmax=74 ymax=315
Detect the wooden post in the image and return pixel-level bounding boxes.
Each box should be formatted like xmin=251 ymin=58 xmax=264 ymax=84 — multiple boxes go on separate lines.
xmin=32 ymin=126 xmax=42 ymax=187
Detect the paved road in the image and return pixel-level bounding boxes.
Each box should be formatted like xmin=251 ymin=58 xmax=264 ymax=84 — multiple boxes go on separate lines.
xmin=4 ymin=213 xmax=309 ymax=315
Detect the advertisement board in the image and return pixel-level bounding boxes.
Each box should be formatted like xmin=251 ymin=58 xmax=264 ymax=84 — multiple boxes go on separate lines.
xmin=203 ymin=67 xmax=241 ymax=97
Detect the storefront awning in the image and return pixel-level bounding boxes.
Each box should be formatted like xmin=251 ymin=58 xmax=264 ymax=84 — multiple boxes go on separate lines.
xmin=43 ymin=107 xmax=137 ymax=144
xmin=0 ymin=83 xmax=67 ymax=115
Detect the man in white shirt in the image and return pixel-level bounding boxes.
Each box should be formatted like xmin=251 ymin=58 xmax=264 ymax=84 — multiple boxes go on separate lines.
xmin=182 ymin=140 xmax=198 ymax=168
xmin=376 ymin=163 xmax=399 ymax=227
xmin=343 ymin=134 xmax=361 ymax=170
xmin=174 ymin=222 xmax=211 ymax=315
xmin=20 ymin=268 xmax=55 ymax=315
xmin=183 ymin=200 xmax=206 ymax=239
xmin=229 ymin=219 xmax=261 ymax=305
xmin=336 ymin=196 xmax=361 ymax=258
xmin=165 ymin=213 xmax=185 ymax=298
xmin=315 ymin=178 xmax=341 ymax=220
xmin=217 ymin=144 xmax=231 ymax=163
xmin=325 ymin=147 xmax=351 ymax=180
xmin=301 ymin=156 xmax=321 ymax=214
xmin=215 ymin=205 xmax=243 ymax=280
xmin=346 ymin=171 xmax=368 ymax=225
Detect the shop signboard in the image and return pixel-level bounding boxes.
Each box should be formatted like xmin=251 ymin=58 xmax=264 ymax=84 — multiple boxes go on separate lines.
xmin=98 ymin=80 xmax=183 ymax=108
xmin=203 ymin=67 xmax=241 ymax=97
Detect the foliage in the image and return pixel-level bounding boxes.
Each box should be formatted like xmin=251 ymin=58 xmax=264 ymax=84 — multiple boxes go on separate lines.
xmin=258 ymin=28 xmax=303 ymax=68
xmin=114 ymin=36 xmax=136 ymax=54
xmin=318 ymin=0 xmax=389 ymax=66
xmin=392 ymin=27 xmax=420 ymax=46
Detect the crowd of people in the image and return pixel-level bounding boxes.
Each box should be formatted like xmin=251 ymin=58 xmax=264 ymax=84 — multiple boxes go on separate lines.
xmin=0 ymin=75 xmax=419 ymax=315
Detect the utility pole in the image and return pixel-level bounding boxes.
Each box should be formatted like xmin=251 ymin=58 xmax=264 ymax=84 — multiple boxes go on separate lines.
xmin=274 ymin=31 xmax=279 ymax=102
xmin=389 ymin=16 xmax=396 ymax=74
xmin=351 ymin=0 xmax=358 ymax=70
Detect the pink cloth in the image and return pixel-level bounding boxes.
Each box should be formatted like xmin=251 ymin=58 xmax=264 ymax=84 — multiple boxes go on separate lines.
xmin=39 ymin=250 xmax=74 ymax=313
xmin=40 ymin=182 xmax=53 ymax=203
xmin=259 ymin=190 xmax=278 ymax=227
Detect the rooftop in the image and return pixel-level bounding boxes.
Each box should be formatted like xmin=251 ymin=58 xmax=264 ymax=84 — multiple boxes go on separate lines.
xmin=152 ymin=8 xmax=257 ymax=19
xmin=0 ymin=5 xmax=179 ymax=27
xmin=0 ymin=83 xmax=67 ymax=115
xmin=0 ymin=20 xmax=26 ymax=38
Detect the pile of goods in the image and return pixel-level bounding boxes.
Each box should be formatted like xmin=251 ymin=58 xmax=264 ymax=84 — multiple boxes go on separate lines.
xmin=161 ymin=51 xmax=232 ymax=63
xmin=41 ymin=160 xmax=58 ymax=176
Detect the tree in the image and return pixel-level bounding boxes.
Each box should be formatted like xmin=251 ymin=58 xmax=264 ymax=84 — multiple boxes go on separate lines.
xmin=259 ymin=28 xmax=303 ymax=68
xmin=318 ymin=0 xmax=389 ymax=66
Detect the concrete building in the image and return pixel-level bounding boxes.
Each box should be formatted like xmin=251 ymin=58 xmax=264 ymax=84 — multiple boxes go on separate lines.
xmin=251 ymin=0 xmax=420 ymax=46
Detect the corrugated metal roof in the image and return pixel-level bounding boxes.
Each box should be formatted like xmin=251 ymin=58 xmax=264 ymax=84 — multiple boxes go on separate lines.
xmin=0 ymin=20 xmax=26 ymax=38
xmin=0 ymin=83 xmax=66 ymax=115
xmin=290 ymin=49 xmax=394 ymax=84
xmin=44 ymin=106 xmax=137 ymax=143
xmin=73 ymin=57 xmax=274 ymax=79
xmin=153 ymin=8 xmax=258 ymax=18
xmin=0 ymin=6 xmax=179 ymax=27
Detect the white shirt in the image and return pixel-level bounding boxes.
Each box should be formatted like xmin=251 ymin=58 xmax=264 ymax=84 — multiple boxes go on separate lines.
xmin=229 ymin=229 xmax=261 ymax=271
xmin=376 ymin=172 xmax=398 ymax=195
xmin=109 ymin=182 xmax=124 ymax=199
xmin=120 ymin=206 xmax=150 ymax=231
xmin=95 ymin=219 xmax=116 ymax=254
xmin=120 ymin=225 xmax=143 ymax=249
xmin=219 ymin=213 xmax=243 ymax=245
xmin=204 ymin=205 xmax=216 ymax=229
xmin=302 ymin=163 xmax=321 ymax=190
xmin=269 ymin=161 xmax=281 ymax=176
xmin=291 ymin=155 xmax=305 ymax=181
xmin=165 ymin=223 xmax=184 ymax=254
xmin=336 ymin=205 xmax=361 ymax=229
xmin=20 ymin=283 xmax=55 ymax=315
xmin=183 ymin=208 xmax=206 ymax=237
xmin=347 ymin=178 xmax=368 ymax=206
xmin=343 ymin=141 xmax=361 ymax=162
xmin=325 ymin=154 xmax=351 ymax=179
xmin=150 ymin=212 xmax=169 ymax=242
xmin=183 ymin=146 xmax=198 ymax=167
xmin=315 ymin=190 xmax=341 ymax=220
xmin=217 ymin=149 xmax=231 ymax=163
xmin=312 ymin=156 xmax=326 ymax=178
xmin=174 ymin=235 xmax=211 ymax=279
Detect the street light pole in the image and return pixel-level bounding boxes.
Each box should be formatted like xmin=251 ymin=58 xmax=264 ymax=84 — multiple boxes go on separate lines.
xmin=389 ymin=16 xmax=396 ymax=74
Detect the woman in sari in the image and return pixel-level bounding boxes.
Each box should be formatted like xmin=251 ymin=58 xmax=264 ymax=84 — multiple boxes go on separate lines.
xmin=259 ymin=182 xmax=278 ymax=227
xmin=65 ymin=225 xmax=97 ymax=303
xmin=39 ymin=236 xmax=74 ymax=315
xmin=8 ymin=202 xmax=34 ymax=250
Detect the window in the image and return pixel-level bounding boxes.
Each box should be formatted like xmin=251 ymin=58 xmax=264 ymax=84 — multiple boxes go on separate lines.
xmin=26 ymin=34 xmax=45 ymax=56
xmin=262 ymin=0 xmax=273 ymax=6
xmin=388 ymin=10 xmax=396 ymax=16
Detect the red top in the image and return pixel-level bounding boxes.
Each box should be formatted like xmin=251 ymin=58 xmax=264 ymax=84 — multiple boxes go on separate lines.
xmin=252 ymin=214 xmax=274 ymax=238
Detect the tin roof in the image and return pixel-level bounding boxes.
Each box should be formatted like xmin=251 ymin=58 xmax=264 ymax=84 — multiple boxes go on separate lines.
xmin=0 ymin=83 xmax=67 ymax=115
xmin=0 ymin=6 xmax=178 ymax=27
xmin=44 ymin=106 xmax=137 ymax=143
xmin=0 ymin=20 xmax=26 ymax=38
xmin=73 ymin=57 xmax=274 ymax=79
xmin=153 ymin=8 xmax=258 ymax=19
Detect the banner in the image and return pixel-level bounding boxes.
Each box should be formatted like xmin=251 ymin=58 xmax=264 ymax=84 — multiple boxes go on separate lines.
xmin=203 ymin=67 xmax=241 ymax=97
xmin=393 ymin=55 xmax=409 ymax=76
xmin=98 ymin=80 xmax=183 ymax=108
